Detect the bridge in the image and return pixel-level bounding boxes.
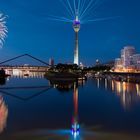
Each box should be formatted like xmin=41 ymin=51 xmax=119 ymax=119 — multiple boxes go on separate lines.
xmin=0 ymin=54 xmax=51 ymax=76
xmin=0 ymin=54 xmax=50 ymax=66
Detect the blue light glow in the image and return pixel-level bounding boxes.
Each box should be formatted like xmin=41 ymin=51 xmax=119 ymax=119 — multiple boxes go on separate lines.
xmin=71 ymin=123 xmax=80 ymax=136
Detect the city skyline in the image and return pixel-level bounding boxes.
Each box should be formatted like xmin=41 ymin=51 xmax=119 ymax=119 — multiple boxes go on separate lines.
xmin=0 ymin=0 xmax=140 ymax=65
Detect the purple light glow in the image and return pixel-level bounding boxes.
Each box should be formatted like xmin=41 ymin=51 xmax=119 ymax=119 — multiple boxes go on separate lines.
xmin=73 ymin=20 xmax=80 ymax=25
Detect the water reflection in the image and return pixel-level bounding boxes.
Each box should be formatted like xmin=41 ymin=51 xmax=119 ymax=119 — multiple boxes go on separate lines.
xmin=0 ymin=86 xmax=52 ymax=101
xmin=71 ymin=82 xmax=80 ymax=139
xmin=48 ymin=80 xmax=81 ymax=139
xmin=113 ymin=81 xmax=140 ymax=109
xmin=0 ymin=78 xmax=6 ymax=85
xmin=95 ymin=78 xmax=140 ymax=109
xmin=49 ymin=79 xmax=85 ymax=92
xmin=0 ymin=77 xmax=140 ymax=139
xmin=0 ymin=95 xmax=8 ymax=134
xmin=49 ymin=80 xmax=74 ymax=92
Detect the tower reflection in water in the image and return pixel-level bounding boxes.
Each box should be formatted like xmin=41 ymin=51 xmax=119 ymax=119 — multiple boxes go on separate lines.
xmin=50 ymin=80 xmax=81 ymax=139
xmin=71 ymin=82 xmax=80 ymax=139
xmin=0 ymin=95 xmax=8 ymax=134
xmin=96 ymin=78 xmax=140 ymax=109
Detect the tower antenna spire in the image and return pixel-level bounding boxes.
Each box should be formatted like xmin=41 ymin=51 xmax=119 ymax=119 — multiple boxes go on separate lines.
xmin=76 ymin=9 xmax=79 ymax=21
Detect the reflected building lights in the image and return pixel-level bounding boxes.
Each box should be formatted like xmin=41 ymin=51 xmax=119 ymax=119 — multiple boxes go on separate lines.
xmin=116 ymin=81 xmax=121 ymax=94
xmin=97 ymin=78 xmax=100 ymax=88
xmin=78 ymin=79 xmax=85 ymax=86
xmin=122 ymin=82 xmax=126 ymax=108
xmin=95 ymin=78 xmax=140 ymax=109
xmin=6 ymin=77 xmax=10 ymax=81
xmin=112 ymin=80 xmax=139 ymax=109
xmin=136 ymin=84 xmax=140 ymax=96
xmin=105 ymin=78 xmax=107 ymax=89
xmin=111 ymin=81 xmax=114 ymax=91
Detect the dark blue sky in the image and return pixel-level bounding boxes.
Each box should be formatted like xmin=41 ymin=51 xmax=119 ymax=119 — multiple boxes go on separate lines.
xmin=0 ymin=0 xmax=140 ymax=65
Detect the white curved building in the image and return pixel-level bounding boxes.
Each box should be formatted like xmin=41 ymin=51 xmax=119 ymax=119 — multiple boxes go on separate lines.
xmin=114 ymin=46 xmax=140 ymax=72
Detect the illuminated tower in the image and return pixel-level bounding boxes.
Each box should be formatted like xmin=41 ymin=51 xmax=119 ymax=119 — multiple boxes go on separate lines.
xmin=73 ymin=11 xmax=80 ymax=65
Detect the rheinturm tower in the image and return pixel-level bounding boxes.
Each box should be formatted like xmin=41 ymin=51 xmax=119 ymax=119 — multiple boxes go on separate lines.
xmin=73 ymin=12 xmax=80 ymax=65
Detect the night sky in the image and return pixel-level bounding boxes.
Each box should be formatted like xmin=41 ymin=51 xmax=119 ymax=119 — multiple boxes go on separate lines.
xmin=0 ymin=0 xmax=140 ymax=65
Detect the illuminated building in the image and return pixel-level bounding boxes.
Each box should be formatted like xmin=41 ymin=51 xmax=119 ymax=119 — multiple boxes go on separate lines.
xmin=122 ymin=46 xmax=135 ymax=67
xmin=79 ymin=62 xmax=84 ymax=69
xmin=114 ymin=46 xmax=140 ymax=72
xmin=73 ymin=11 xmax=80 ymax=65
xmin=96 ymin=59 xmax=100 ymax=66
xmin=114 ymin=58 xmax=123 ymax=70
xmin=49 ymin=58 xmax=54 ymax=67
xmin=132 ymin=54 xmax=140 ymax=70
